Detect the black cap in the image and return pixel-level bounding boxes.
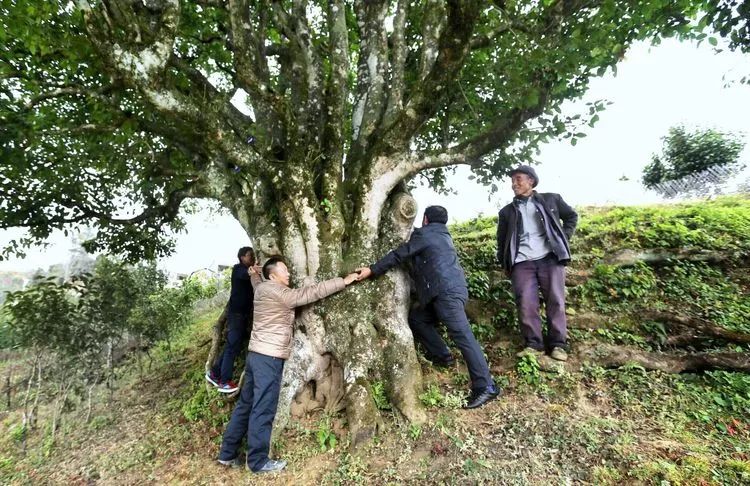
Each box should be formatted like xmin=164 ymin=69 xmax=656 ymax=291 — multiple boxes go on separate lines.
xmin=424 ymin=205 xmax=448 ymax=224
xmin=509 ymin=165 xmax=539 ymax=187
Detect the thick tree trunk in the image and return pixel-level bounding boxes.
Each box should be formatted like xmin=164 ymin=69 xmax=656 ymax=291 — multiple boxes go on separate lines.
xmin=264 ymin=190 xmax=426 ymax=446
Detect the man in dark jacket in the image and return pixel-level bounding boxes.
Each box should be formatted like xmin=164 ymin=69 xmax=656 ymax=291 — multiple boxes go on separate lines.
xmin=496 ymin=166 xmax=578 ymax=362
xmin=206 ymin=246 xmax=256 ymax=393
xmin=357 ymin=206 xmax=500 ymax=409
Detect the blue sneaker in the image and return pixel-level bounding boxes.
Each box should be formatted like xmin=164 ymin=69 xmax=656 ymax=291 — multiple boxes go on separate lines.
xmin=255 ymin=459 xmax=287 ymax=473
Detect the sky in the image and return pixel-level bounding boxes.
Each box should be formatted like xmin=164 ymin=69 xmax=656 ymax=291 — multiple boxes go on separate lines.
xmin=2 ymin=37 xmax=749 ymax=275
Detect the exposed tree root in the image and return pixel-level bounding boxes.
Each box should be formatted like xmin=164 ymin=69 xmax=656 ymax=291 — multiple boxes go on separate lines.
xmin=345 ymin=379 xmax=383 ymax=448
xmin=577 ymin=343 xmax=750 ymax=373
xmin=606 ymin=248 xmax=728 ymax=267
xmin=642 ymin=310 xmax=750 ymax=345
xmin=566 ymin=248 xmax=732 ymax=286
xmin=663 ymin=334 xmax=715 ymax=348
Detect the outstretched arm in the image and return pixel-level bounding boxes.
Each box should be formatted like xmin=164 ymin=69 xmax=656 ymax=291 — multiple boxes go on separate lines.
xmin=357 ymin=229 xmax=426 ymax=279
xmin=279 ymin=272 xmax=359 ymax=309
xmin=248 ymin=265 xmax=263 ymax=289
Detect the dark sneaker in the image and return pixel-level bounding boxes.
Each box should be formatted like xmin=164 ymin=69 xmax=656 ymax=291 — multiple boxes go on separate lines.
xmin=205 ymin=371 xmax=220 ymax=387
xmin=255 ymin=459 xmax=287 ymax=473
xmin=516 ymin=347 xmax=544 ymax=359
xmin=550 ymin=347 xmax=568 ymax=362
xmin=217 ymin=455 xmax=245 ymax=468
xmin=217 ymin=380 xmax=239 ymax=394
xmin=463 ymin=385 xmax=501 ymax=409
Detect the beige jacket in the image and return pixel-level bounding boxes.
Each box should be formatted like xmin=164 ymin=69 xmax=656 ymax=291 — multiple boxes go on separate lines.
xmin=249 ymin=274 xmax=346 ymax=360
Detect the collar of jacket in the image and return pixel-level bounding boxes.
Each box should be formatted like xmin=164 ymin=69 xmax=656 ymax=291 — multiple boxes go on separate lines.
xmin=421 ymin=222 xmax=448 ymax=231
xmin=513 ymin=191 xmax=538 ymax=205
xmin=262 ymin=280 xmax=289 ymax=289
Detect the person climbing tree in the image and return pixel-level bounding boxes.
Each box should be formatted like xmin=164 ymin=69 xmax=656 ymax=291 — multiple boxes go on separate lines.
xmin=206 ymin=247 xmax=256 ymax=393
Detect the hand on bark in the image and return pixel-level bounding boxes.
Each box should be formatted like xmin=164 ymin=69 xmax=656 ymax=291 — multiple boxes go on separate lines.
xmin=355 ymin=267 xmax=372 ymax=281
xmin=343 ymin=273 xmax=359 ymax=286
xmin=248 ymin=265 xmax=262 ymax=276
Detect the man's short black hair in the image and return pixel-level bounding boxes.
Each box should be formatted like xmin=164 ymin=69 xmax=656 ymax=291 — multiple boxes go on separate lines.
xmin=262 ymin=256 xmax=285 ymax=280
xmin=238 ymin=246 xmax=255 ymax=264
xmin=424 ymin=205 xmax=448 ymax=224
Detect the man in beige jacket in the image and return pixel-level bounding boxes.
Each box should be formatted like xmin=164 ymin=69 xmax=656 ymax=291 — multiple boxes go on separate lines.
xmin=217 ymin=256 xmax=359 ymax=474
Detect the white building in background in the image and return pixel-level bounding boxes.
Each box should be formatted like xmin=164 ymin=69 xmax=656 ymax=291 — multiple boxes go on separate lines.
xmin=164 ymin=265 xmax=232 ymax=290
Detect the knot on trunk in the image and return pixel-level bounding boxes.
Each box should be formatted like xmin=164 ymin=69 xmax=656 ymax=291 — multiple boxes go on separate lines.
xmin=393 ymin=192 xmax=417 ymax=223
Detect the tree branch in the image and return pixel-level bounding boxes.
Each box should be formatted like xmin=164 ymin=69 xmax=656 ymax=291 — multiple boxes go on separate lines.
xmin=269 ymin=0 xmax=324 ymax=151
xmin=376 ymin=0 xmax=482 ymax=154
xmin=22 ymin=85 xmax=113 ymax=109
xmin=349 ymin=0 xmax=390 ymax=166
xmin=384 ymin=0 xmax=408 ymax=125
xmin=168 ymin=56 xmax=255 ymax=132
xmin=390 ymin=89 xmax=549 ymax=178
xmin=227 ymin=0 xmax=287 ymax=148
xmin=68 ymin=184 xmax=196 ymax=226
xmin=290 ymin=0 xmax=324 ymax=138
xmin=318 ymin=0 xmax=349 ymax=246
xmin=79 ymin=1 xmax=271 ymax=179
xmin=418 ymin=0 xmax=446 ymax=80
xmin=469 ymin=21 xmax=532 ymax=49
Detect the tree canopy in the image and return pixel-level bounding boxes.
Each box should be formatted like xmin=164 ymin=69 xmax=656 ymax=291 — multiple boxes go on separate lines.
xmin=0 ymin=0 xmax=731 ymax=263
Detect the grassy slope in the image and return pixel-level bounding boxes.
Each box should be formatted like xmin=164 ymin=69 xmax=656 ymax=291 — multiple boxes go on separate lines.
xmin=1 ymin=197 xmax=750 ymax=485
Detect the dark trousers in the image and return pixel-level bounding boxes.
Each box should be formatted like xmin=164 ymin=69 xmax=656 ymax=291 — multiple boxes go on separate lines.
xmin=219 ymin=351 xmax=284 ymax=471
xmin=408 ymin=294 xmax=494 ymax=391
xmin=212 ymin=312 xmax=249 ymax=383
xmin=510 ymin=254 xmax=568 ymax=350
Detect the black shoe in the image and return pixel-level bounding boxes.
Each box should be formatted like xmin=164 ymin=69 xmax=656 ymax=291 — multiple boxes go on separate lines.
xmin=217 ymin=454 xmax=245 ymax=468
xmin=426 ymin=354 xmax=455 ymax=368
xmin=463 ymin=386 xmax=501 ymax=409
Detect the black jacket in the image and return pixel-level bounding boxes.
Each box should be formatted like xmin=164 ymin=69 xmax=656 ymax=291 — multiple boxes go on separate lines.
xmin=370 ymin=223 xmax=468 ymax=306
xmin=228 ymin=263 xmax=254 ymax=314
xmin=496 ymin=192 xmax=578 ymax=272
